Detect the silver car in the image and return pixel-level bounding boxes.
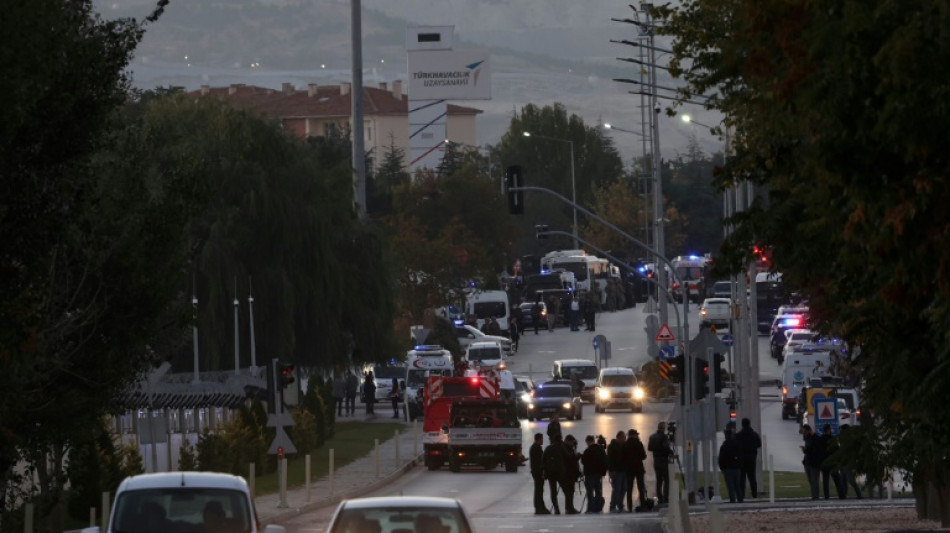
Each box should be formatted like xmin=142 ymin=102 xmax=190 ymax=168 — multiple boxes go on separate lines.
xmin=327 ymin=496 xmax=475 ymax=533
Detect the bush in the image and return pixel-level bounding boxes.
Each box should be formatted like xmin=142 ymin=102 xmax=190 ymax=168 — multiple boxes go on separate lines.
xmin=178 ymin=438 xmax=197 ymax=471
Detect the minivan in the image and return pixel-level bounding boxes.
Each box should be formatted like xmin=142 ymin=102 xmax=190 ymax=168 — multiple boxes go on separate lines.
xmin=593 ymin=367 xmax=644 ymax=413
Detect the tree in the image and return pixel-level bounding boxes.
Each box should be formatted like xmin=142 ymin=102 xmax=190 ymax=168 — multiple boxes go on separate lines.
xmin=657 ymin=0 xmax=950 ymax=524
xmin=492 ymin=104 xmax=625 ymax=255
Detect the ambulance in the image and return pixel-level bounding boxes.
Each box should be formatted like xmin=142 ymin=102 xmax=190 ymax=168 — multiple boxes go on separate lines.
xmin=404 ymin=345 xmax=454 ymax=421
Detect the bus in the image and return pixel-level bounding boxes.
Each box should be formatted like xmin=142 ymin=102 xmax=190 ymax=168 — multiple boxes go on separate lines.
xmin=755 ymin=272 xmax=787 ymax=334
xmin=523 ymin=271 xmax=576 ymax=301
xmin=540 ymin=250 xmax=612 ymax=293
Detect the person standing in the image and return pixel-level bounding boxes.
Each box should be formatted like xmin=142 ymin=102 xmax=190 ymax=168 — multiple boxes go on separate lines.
xmin=531 ymin=300 xmax=542 ymax=334
xmin=344 ymin=370 xmax=359 ymax=416
xmin=719 ymin=428 xmax=743 ymax=503
xmin=606 ymin=431 xmax=627 ymax=513
xmin=530 ymin=433 xmax=549 ymax=514
xmin=332 ymin=373 xmax=346 ymax=417
xmin=817 ymin=423 xmax=844 ymax=498
xmin=390 ymin=377 xmax=401 ymax=419
xmin=624 ymin=429 xmax=648 ymax=511
xmin=508 ymin=315 xmax=520 ymax=352
xmin=801 ymin=424 xmax=821 ymax=500
xmin=561 ymin=435 xmax=581 ymax=514
xmin=363 ymin=372 xmax=376 ymax=416
xmin=584 ymin=292 xmax=596 ymax=331
xmin=543 ymin=435 xmax=568 ymax=514
xmin=838 ymin=424 xmax=862 ymax=499
xmin=581 ymin=435 xmax=607 ymax=513
xmin=647 ymin=421 xmax=672 ymax=504
xmin=547 ymin=413 xmax=562 ymax=442
xmin=570 ymin=296 xmax=580 ymax=331
xmin=735 ymin=417 xmax=762 ymax=499
xmin=546 ymin=294 xmax=559 ymax=331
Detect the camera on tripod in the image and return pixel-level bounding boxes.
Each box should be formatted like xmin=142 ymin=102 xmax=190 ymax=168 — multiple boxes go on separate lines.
xmin=666 ymin=421 xmax=677 ymax=436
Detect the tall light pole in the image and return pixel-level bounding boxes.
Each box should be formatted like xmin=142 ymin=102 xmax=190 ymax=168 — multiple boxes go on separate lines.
xmin=523 ymin=131 xmax=578 ymax=249
xmin=603 ymin=122 xmax=652 ymax=251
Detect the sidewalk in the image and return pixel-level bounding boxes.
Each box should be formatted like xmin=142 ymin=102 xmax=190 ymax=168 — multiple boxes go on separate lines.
xmin=256 ymin=410 xmax=423 ymax=525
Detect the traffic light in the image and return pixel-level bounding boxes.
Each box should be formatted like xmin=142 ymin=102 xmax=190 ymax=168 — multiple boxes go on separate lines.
xmin=535 ymin=224 xmax=549 ymax=240
xmin=670 ymin=354 xmax=684 ymax=384
xmin=505 ymin=165 xmax=524 ymax=214
xmin=693 ymin=357 xmax=708 ymax=401
xmin=713 ymin=353 xmax=726 ymax=393
xmin=277 ymin=361 xmax=295 ymax=389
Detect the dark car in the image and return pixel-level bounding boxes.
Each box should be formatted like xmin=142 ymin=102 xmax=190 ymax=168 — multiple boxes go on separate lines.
xmin=513 ymin=376 xmax=537 ymax=418
xmin=526 ymin=382 xmax=583 ymax=421
xmin=517 ymin=301 xmax=547 ymax=330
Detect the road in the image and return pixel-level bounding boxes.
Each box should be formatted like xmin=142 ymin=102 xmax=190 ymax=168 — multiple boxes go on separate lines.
xmin=280 ymin=305 xmax=810 ymax=533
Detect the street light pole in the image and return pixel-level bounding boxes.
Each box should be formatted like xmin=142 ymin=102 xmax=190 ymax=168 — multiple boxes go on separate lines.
xmin=523 ymin=132 xmax=578 ymax=249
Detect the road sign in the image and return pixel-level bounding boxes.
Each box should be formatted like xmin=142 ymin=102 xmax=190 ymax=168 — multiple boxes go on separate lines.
xmin=813 ymin=398 xmax=839 ymax=435
xmin=656 ymin=324 xmax=675 ymax=342
xmin=658 ymin=345 xmax=676 ymax=361
xmin=268 ymin=425 xmax=298 ymax=455
xmin=721 ymin=334 xmax=734 ymax=347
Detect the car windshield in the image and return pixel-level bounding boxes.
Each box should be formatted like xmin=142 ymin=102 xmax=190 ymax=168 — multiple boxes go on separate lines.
xmin=467 ymin=347 xmax=501 ymax=362
xmin=563 ymin=366 xmax=598 ymax=380
xmin=472 ymin=301 xmax=507 ymax=319
xmin=537 ymin=386 xmax=572 ymax=398
xmin=601 ymin=375 xmax=635 ymax=387
xmin=406 ymin=369 xmax=427 ymax=388
xmin=331 ymin=506 xmax=473 ymax=533
xmin=373 ymin=366 xmax=404 ymax=379
xmin=112 ymin=488 xmax=251 ymax=533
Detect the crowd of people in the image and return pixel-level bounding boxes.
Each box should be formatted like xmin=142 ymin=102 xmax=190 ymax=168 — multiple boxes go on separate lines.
xmin=528 ymin=420 xmax=678 ymax=515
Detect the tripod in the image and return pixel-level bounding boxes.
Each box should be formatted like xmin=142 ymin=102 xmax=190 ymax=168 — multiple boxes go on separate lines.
xmin=575 ymin=475 xmax=587 ymax=513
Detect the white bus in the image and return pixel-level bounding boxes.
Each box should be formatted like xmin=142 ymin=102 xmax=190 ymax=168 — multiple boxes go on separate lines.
xmin=540 ymin=250 xmax=612 ymax=293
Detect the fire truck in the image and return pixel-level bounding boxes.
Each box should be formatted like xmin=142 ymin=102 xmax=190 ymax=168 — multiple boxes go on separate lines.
xmin=446 ymin=397 xmax=522 ymax=473
xmin=422 ymin=375 xmax=500 ymax=470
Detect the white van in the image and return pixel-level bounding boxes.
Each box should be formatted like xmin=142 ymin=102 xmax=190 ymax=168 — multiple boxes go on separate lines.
xmin=82 ymin=472 xmax=284 ymax=533
xmin=551 ymin=359 xmax=599 ymax=403
xmin=593 ymin=367 xmax=645 ymax=413
xmin=464 ymin=340 xmax=506 ymax=368
xmin=465 ymin=290 xmax=511 ymax=334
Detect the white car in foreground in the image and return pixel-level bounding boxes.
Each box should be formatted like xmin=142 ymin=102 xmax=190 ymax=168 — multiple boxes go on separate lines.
xmin=82 ymin=471 xmax=284 ymax=533
xmin=327 ymin=496 xmax=475 ymax=533
xmin=455 ymin=324 xmax=513 ymax=355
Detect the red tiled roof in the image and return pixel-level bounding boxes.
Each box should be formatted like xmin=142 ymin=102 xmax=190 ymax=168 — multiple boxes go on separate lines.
xmin=187 ymin=83 xmax=482 ymax=120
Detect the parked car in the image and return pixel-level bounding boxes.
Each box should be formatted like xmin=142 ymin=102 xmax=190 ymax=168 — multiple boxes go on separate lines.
xmin=517 ymin=301 xmax=548 ymax=330
xmin=81 ymin=472 xmax=285 ymax=533
xmin=326 ymin=496 xmax=475 ymax=533
xmin=360 ymin=364 xmax=406 ymax=403
xmin=455 ymin=324 xmax=513 ymax=355
xmin=593 ymin=367 xmax=645 ymax=413
xmin=527 ymin=382 xmax=583 ymax=421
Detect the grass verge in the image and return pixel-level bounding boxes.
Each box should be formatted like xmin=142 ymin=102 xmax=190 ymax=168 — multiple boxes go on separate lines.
xmin=254 ymin=422 xmax=405 ymax=495
xmin=678 ymin=470 xmax=910 ymax=500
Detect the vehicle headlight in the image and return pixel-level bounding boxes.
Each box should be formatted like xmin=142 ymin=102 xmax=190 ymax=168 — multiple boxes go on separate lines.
xmin=633 ymin=387 xmax=645 ymax=400
xmin=562 ymin=403 xmax=572 ymax=409
xmin=528 ymin=403 xmax=535 ymax=410
xmin=521 ymin=393 xmax=531 ymax=403
xmin=498 ymin=362 xmax=507 ymax=370
xmin=598 ymin=389 xmax=611 ymax=400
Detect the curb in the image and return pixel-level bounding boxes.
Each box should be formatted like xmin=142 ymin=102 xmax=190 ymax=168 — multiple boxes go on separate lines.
xmin=265 ymin=454 xmax=424 ymax=524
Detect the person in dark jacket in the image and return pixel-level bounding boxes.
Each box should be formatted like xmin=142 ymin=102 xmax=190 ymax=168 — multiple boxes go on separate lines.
xmin=801 ymin=424 xmax=821 ymax=500
xmin=529 ymin=433 xmax=549 ymax=514
xmin=561 ymin=435 xmax=581 ymax=514
xmin=363 ymin=372 xmax=376 ymax=415
xmin=719 ymin=428 xmax=743 ymax=502
xmin=531 ymin=301 xmax=542 ymax=334
xmin=390 ymin=377 xmax=400 ymax=419
xmin=624 ymin=429 xmax=648 ymax=511
xmin=647 ymin=421 xmax=672 ymax=504
xmin=735 ymin=417 xmax=762 ymax=499
xmin=543 ymin=434 xmax=570 ymax=514
xmin=547 ymin=413 xmax=562 ymax=442
xmin=817 ymin=423 xmax=844 ymax=499
xmin=606 ymin=431 xmax=628 ymax=512
xmin=581 ymin=435 xmax=608 ymax=513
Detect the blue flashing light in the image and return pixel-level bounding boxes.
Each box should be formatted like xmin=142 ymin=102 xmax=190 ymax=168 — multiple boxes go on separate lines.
xmin=637 ymin=266 xmax=647 ymax=273
xmin=453 ymin=319 xmax=464 ymax=326
xmin=690 ymin=255 xmax=700 ymax=260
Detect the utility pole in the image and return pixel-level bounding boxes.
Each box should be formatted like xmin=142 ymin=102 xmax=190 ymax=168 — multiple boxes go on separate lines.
xmin=351 ymin=0 xmax=366 ymax=218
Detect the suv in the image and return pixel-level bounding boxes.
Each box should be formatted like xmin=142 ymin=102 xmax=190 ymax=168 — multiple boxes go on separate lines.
xmin=593 ymin=367 xmax=644 ymax=413
xmin=699 ymin=298 xmax=732 ymax=329
xmin=82 ymin=472 xmax=284 ymax=533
